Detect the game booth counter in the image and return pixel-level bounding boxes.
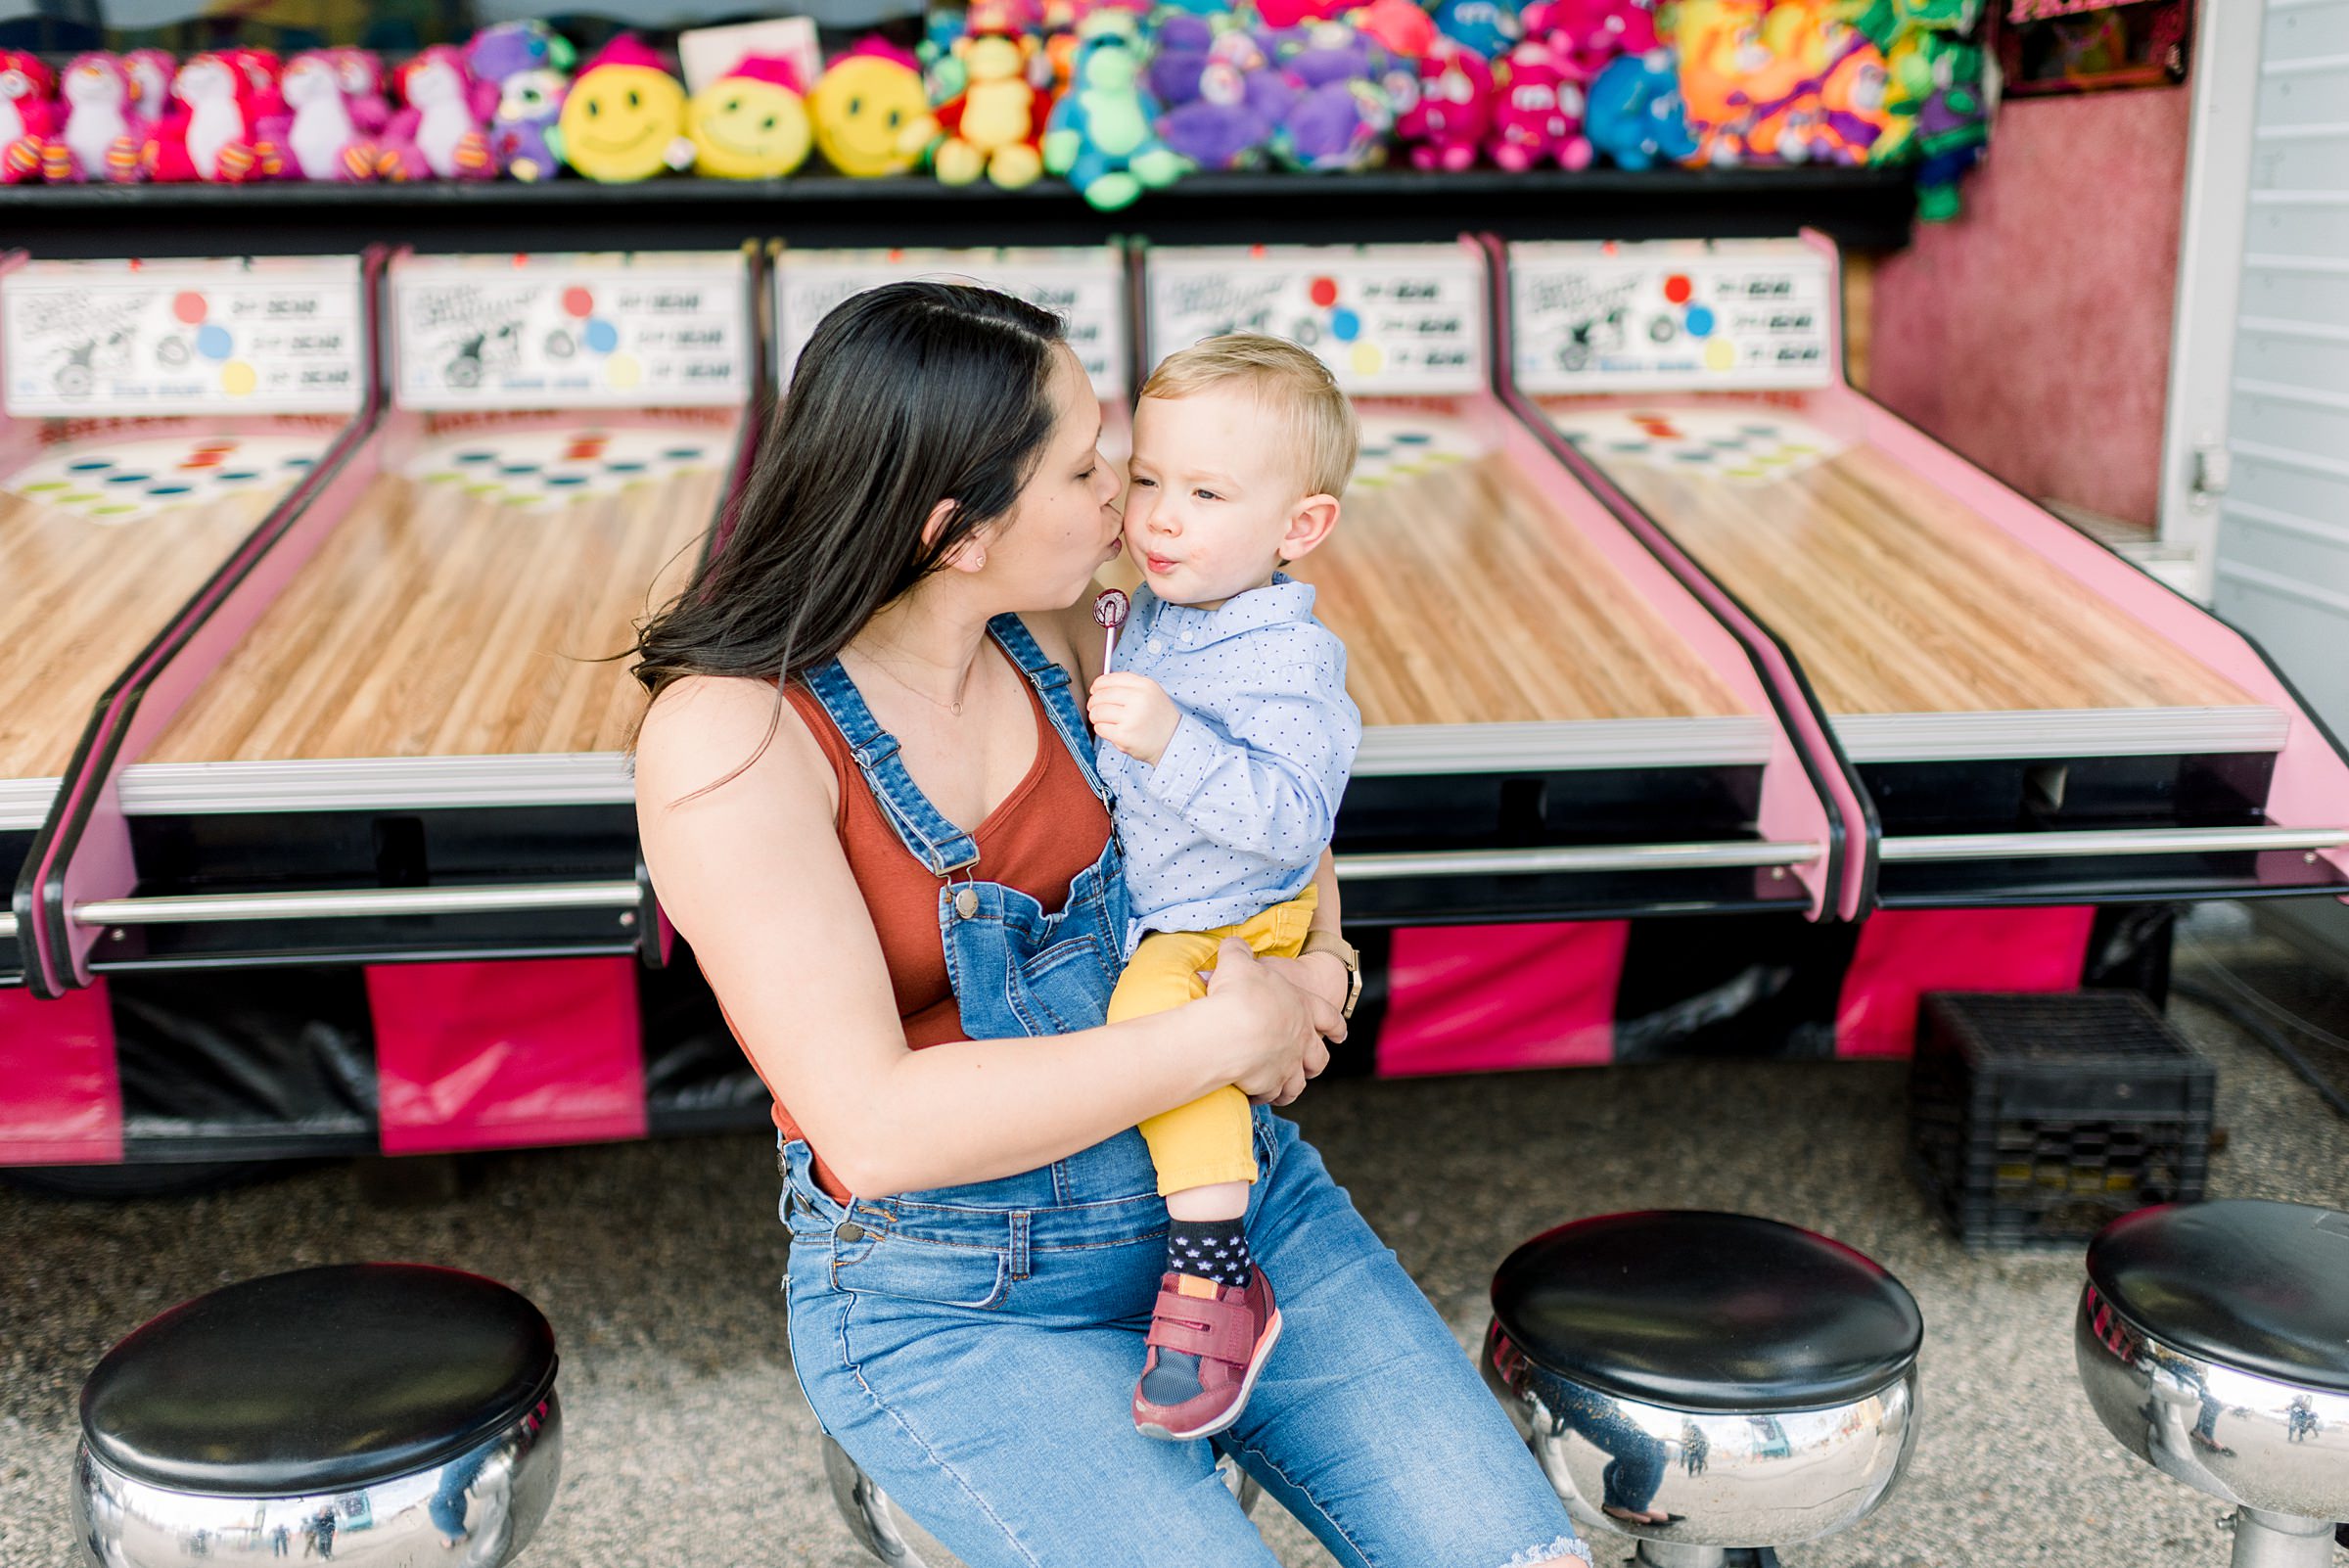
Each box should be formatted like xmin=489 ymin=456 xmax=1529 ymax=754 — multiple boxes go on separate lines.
xmin=1494 ymin=233 xmax=2349 ymax=914
xmin=0 ymin=252 xmax=380 ymax=997
xmin=0 ymin=233 xmax=2339 ymax=1179
xmin=1 ymin=248 xmax=763 ymax=1171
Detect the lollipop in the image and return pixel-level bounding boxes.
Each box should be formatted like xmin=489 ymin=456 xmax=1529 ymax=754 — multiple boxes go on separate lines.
xmin=1092 ymin=586 xmax=1129 ymax=672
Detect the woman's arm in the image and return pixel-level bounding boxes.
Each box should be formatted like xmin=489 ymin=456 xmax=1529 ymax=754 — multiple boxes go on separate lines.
xmin=635 ymin=675 xmax=1337 ymax=1197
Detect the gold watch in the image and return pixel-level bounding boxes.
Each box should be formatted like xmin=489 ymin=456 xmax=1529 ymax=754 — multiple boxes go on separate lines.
xmin=1298 ymin=929 xmax=1362 ymax=1022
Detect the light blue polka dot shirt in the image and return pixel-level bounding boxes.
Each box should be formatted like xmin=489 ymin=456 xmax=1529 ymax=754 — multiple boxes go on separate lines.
xmin=1098 ymin=575 xmax=1361 ymax=962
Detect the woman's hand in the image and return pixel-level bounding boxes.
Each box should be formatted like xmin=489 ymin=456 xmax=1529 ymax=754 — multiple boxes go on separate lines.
xmin=1204 ymin=940 xmax=1337 ymax=1107
xmin=1256 ymin=951 xmax=1350 ymax=1044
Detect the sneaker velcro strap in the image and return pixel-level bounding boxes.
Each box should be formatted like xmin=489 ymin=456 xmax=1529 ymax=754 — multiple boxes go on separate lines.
xmin=1147 ymin=1289 xmax=1259 ymax=1366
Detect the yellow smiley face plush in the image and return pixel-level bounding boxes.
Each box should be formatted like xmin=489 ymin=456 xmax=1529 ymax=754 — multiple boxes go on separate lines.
xmin=559 ymin=35 xmax=693 ymax=183
xmin=688 ymin=56 xmax=812 ymax=178
xmin=808 ymin=46 xmax=928 ymax=177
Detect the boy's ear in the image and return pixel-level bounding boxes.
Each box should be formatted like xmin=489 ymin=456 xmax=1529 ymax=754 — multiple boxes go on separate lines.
xmin=1278 ymin=492 xmax=1340 ymax=563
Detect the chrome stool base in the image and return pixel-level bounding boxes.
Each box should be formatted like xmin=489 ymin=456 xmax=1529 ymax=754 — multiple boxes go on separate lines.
xmin=2073 ymin=1201 xmax=2349 ymax=1568
xmin=822 ymin=1434 xmax=1261 ymax=1565
xmin=2225 ymin=1509 xmax=2337 ymax=1568
xmin=74 ymin=1399 xmax=561 ymax=1568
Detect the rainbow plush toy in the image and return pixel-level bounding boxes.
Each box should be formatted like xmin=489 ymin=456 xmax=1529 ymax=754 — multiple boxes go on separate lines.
xmin=688 ymin=56 xmax=812 ymax=179
xmin=559 ymin=34 xmax=694 ymax=182
xmin=902 ymin=12 xmax=1048 ymax=189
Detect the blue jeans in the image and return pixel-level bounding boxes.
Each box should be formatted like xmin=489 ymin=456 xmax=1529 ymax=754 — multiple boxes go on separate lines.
xmin=781 ymin=1110 xmax=1585 ymax=1568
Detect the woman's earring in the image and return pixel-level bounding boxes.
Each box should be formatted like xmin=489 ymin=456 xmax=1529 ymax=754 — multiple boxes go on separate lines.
xmin=972 ymin=552 xmax=987 ymax=570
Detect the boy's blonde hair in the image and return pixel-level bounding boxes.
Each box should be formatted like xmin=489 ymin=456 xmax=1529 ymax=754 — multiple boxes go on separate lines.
xmin=1140 ymin=333 xmax=1359 ymax=499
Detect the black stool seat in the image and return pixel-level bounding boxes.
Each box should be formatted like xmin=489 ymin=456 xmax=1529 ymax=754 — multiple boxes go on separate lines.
xmin=2087 ymin=1199 xmax=2349 ymax=1395
xmin=81 ymin=1263 xmax=558 ymax=1496
xmin=1493 ymin=1211 xmax=1923 ymax=1412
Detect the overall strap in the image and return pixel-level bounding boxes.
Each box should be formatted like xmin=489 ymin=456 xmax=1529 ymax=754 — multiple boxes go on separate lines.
xmin=987 ymin=614 xmax=1111 ymax=806
xmin=800 ymin=659 xmax=981 ymax=878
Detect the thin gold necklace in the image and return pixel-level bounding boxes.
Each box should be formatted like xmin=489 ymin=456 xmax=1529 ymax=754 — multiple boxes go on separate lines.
xmin=853 ymin=646 xmax=979 ymax=717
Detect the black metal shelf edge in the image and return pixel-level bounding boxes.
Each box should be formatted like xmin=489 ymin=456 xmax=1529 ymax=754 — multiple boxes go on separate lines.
xmin=7 ymin=165 xmax=1922 ymax=254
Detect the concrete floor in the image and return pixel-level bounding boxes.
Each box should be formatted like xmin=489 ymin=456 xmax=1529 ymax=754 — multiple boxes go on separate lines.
xmin=5 ymin=905 xmax=2348 ymax=1568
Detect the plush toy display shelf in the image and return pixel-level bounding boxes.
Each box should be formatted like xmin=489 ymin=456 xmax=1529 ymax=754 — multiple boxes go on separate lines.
xmin=2 ymin=164 xmax=1921 ymax=257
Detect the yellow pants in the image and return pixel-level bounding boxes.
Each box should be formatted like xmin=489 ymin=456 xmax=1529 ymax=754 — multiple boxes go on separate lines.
xmin=1109 ymin=885 xmax=1319 ymax=1198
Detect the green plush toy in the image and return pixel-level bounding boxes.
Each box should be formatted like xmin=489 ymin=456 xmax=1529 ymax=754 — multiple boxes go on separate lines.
xmin=1041 ymin=15 xmax=1190 ymax=210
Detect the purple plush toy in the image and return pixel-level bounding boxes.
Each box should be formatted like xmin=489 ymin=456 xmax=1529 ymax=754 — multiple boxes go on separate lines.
xmin=1268 ymin=22 xmax=1394 ymax=171
xmin=1148 ymin=14 xmax=1218 ymax=109
xmin=1156 ymin=28 xmax=1295 ymax=169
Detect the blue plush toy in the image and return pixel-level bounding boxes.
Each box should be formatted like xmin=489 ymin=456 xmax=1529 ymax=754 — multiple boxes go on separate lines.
xmin=1585 ymin=46 xmax=1696 ymax=168
xmin=1431 ymin=0 xmax=1523 ymax=58
xmin=1043 ymin=18 xmax=1190 ymax=209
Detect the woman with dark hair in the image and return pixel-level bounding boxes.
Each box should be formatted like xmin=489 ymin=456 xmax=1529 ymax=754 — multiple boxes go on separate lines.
xmin=632 ymin=283 xmax=1589 ymax=1567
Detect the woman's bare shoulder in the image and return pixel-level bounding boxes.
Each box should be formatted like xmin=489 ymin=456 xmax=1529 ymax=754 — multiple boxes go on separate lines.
xmin=635 ymin=673 xmax=837 ymax=823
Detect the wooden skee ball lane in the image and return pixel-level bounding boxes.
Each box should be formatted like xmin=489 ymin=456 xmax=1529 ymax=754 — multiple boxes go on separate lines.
xmin=138 ymin=411 xmax=731 ymax=768
xmin=1543 ymin=394 xmax=2258 ymax=728
xmin=1 ymin=421 xmax=341 ymax=787
xmin=1299 ymin=402 xmax=1745 ymax=731
xmin=1503 ymin=236 xmax=2349 ymax=906
xmin=1132 ymin=241 xmax=1856 ymax=921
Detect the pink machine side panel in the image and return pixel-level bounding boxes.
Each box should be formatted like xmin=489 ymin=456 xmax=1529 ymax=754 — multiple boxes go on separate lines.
xmin=1833 ymin=905 xmax=2096 ymax=1058
xmin=34 ymin=252 xmax=392 ymax=991
xmin=45 ymin=419 xmax=385 ymax=987
xmin=366 ymin=957 xmax=648 ymax=1154
xmin=1377 ymin=919 xmax=1629 ymax=1076
xmin=0 ymin=980 xmax=122 ymax=1164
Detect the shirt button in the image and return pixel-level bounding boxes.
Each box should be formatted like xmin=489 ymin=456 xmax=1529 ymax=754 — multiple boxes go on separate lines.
xmin=835 ymin=1221 xmax=865 ymax=1242
xmin=953 ymin=887 xmax=980 ymax=919
xmin=1147 ymin=637 xmax=1163 ymax=654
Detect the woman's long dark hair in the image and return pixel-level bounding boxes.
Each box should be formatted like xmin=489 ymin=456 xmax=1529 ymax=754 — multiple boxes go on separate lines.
xmin=627 ymin=281 xmax=1068 ymax=790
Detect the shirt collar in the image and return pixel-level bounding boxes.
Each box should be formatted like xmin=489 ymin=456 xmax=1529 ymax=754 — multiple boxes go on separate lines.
xmin=1135 ymin=574 xmax=1316 ymax=647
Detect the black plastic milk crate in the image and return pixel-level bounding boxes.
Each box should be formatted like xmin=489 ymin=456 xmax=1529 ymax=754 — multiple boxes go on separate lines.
xmin=1909 ymin=991 xmax=2213 ymax=1250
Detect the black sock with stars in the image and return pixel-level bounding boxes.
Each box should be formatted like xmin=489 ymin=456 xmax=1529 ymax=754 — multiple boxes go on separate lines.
xmin=1166 ymin=1217 xmax=1254 ymax=1290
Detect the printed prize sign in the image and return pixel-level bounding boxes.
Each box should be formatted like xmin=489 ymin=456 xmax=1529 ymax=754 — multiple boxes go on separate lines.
xmin=1510 ymin=240 xmax=1837 ymax=393
xmin=392 ymin=252 xmax=750 ymax=410
xmin=4 ymin=255 xmax=365 ymax=418
xmin=1145 ymin=245 xmax=1485 ymax=394
xmin=775 ymin=248 xmax=1128 ymax=398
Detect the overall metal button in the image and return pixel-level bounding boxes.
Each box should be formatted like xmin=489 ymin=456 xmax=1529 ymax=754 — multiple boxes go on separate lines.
xmin=835 ymin=1221 xmax=865 ymax=1242
xmin=953 ymin=887 xmax=980 ymax=919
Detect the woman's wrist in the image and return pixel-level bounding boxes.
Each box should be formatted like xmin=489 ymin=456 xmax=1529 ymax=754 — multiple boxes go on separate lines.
xmin=1291 ymin=949 xmax=1351 ymax=1011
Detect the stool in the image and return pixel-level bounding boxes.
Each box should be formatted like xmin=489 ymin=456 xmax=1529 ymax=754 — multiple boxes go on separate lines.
xmin=1481 ymin=1211 xmax=1924 ymax=1568
xmin=823 ymin=1436 xmax=1262 ymax=1563
xmin=73 ymin=1264 xmax=562 ymax=1568
xmin=2074 ymin=1199 xmax=2349 ymax=1567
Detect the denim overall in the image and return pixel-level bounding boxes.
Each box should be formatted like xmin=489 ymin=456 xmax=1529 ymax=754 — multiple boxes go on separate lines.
xmin=777 ymin=615 xmax=1584 ymax=1568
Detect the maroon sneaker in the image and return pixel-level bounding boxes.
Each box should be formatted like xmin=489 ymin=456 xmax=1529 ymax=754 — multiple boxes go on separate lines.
xmin=1131 ymin=1267 xmax=1282 ymax=1442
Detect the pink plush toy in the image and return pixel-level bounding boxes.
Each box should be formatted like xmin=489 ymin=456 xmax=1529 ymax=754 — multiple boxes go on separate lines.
xmin=1357 ymin=0 xmax=1441 ymax=62
xmin=125 ymin=48 xmax=175 ymax=123
xmin=1 ymin=52 xmax=60 ymax=185
xmin=46 ymin=53 xmax=145 ymax=181
xmin=1521 ymin=0 xmax=1657 ymax=80
xmin=1394 ymin=37 xmax=1493 ymax=170
xmin=377 ymin=45 xmax=494 ymax=180
xmin=1488 ymin=39 xmax=1591 ymax=170
xmin=279 ymin=49 xmax=377 ymax=180
xmin=1256 ymin=0 xmax=1356 ymax=26
xmin=144 ymin=50 xmax=266 ymax=182
xmin=331 ymin=48 xmax=394 ymax=135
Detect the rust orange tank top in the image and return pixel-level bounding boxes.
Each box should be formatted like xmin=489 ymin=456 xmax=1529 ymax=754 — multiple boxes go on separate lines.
xmin=726 ymin=649 xmax=1110 ymax=1199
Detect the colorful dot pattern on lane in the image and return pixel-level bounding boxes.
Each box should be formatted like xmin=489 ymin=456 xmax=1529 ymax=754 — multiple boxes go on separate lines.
xmin=5 ymin=435 xmax=325 ymax=523
xmin=401 ymin=426 xmax=718 ymax=507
